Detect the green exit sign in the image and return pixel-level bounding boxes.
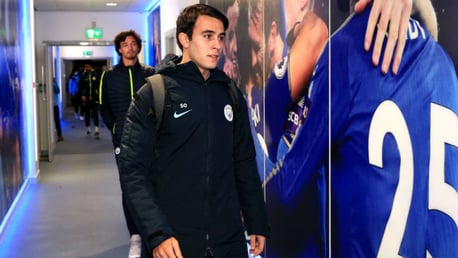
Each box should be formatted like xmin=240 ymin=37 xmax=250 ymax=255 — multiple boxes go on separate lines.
xmin=83 ymin=50 xmax=93 ymax=57
xmin=85 ymin=28 xmax=103 ymax=39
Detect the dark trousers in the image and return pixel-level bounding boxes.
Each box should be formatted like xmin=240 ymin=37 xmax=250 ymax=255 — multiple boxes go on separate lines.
xmin=71 ymin=94 xmax=82 ymax=115
xmin=53 ymin=105 xmax=62 ymax=137
xmin=115 ymin=155 xmax=139 ymax=236
xmin=123 ymin=193 xmax=139 ymax=235
xmin=139 ymin=239 xmax=249 ymax=258
xmin=83 ymin=100 xmax=99 ymax=127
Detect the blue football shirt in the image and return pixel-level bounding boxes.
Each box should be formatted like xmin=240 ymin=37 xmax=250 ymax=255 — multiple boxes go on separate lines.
xmin=270 ymin=8 xmax=458 ymax=258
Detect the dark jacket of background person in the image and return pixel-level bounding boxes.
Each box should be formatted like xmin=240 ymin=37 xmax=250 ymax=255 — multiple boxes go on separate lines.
xmin=78 ymin=69 xmax=100 ymax=103
xmin=99 ymin=61 xmax=155 ymax=148
xmin=119 ymin=59 xmax=270 ymax=256
xmin=68 ymin=71 xmax=80 ymax=96
xmin=52 ymin=78 xmax=63 ymax=140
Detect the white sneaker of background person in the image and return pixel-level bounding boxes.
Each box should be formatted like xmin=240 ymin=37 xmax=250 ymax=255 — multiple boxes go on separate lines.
xmin=94 ymin=126 xmax=100 ymax=140
xmin=128 ymin=234 xmax=141 ymax=258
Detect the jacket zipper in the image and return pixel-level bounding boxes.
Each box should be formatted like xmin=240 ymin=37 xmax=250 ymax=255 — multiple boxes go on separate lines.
xmin=203 ymin=80 xmax=212 ymax=251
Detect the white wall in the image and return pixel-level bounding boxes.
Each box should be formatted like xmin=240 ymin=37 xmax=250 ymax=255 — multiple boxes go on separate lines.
xmin=34 ymin=11 xmax=146 ymax=83
xmin=34 ymin=1 xmax=199 ymax=82
xmin=35 ymin=11 xmax=145 ymax=42
xmin=159 ymin=0 xmax=198 ymax=56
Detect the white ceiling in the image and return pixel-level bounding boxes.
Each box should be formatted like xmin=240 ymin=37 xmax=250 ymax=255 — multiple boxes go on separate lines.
xmin=34 ymin=0 xmax=156 ymax=12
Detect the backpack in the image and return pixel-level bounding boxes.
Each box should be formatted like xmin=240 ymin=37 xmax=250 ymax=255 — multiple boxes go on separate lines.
xmin=144 ymin=74 xmax=239 ymax=131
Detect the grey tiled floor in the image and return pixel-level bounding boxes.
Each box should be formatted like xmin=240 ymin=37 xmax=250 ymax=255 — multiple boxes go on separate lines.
xmin=0 ymin=108 xmax=132 ymax=258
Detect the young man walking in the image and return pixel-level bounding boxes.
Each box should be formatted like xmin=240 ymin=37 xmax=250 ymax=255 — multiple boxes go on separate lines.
xmin=119 ymin=4 xmax=270 ymax=258
xmin=79 ymin=62 xmax=101 ymax=139
xmin=99 ymin=30 xmax=155 ymax=258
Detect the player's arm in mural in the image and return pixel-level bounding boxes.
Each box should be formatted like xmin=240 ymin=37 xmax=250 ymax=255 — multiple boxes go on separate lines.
xmin=264 ymin=0 xmax=328 ymax=164
xmin=288 ymin=12 xmax=328 ymax=104
xmin=263 ymin=55 xmax=329 ymax=203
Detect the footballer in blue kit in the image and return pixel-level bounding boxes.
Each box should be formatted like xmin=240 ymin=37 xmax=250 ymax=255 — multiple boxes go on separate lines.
xmin=268 ymin=5 xmax=458 ymax=258
xmin=262 ymin=2 xmax=329 ymax=257
xmin=263 ymin=1 xmax=328 ymax=165
xmin=261 ymin=1 xmax=330 ymax=257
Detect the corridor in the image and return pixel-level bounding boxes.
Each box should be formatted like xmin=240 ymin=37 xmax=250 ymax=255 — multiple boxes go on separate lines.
xmin=0 ymin=108 xmax=131 ymax=258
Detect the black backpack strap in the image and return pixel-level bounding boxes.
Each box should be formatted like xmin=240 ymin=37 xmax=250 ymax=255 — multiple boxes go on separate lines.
xmin=227 ymin=79 xmax=239 ymax=112
xmin=145 ymin=74 xmax=166 ymax=131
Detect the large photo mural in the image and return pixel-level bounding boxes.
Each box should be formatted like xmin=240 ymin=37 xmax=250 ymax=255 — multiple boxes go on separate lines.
xmin=202 ymin=0 xmax=457 ymax=257
xmin=204 ymin=0 xmax=331 ymax=256
xmin=0 ymin=0 xmax=25 ymax=223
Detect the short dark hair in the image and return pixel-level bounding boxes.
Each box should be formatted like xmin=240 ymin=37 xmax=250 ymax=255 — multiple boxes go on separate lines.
xmin=114 ymin=30 xmax=142 ymax=56
xmin=176 ymin=4 xmax=229 ymax=51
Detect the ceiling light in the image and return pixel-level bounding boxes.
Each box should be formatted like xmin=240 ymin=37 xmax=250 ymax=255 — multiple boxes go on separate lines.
xmin=106 ymin=2 xmax=118 ymax=7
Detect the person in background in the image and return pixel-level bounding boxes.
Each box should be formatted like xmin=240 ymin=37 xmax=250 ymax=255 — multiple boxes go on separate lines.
xmin=79 ymin=62 xmax=101 ymax=139
xmin=119 ymin=4 xmax=269 ymax=258
xmin=52 ymin=77 xmax=64 ymax=142
xmin=99 ymin=29 xmax=155 ymax=258
xmin=68 ymin=70 xmax=82 ymax=120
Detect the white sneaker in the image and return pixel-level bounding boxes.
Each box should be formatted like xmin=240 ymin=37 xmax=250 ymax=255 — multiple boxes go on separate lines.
xmin=128 ymin=234 xmax=141 ymax=258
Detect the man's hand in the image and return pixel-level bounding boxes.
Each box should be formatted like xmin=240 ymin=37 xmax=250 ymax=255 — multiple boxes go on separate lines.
xmin=355 ymin=0 xmax=413 ymax=75
xmin=249 ymin=234 xmax=266 ymax=257
xmin=152 ymin=237 xmax=183 ymax=258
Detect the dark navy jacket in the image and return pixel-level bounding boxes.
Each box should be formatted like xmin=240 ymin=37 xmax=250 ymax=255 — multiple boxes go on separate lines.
xmin=79 ymin=69 xmax=101 ymax=103
xmin=99 ymin=61 xmax=155 ymax=148
xmin=119 ymin=60 xmax=270 ymax=257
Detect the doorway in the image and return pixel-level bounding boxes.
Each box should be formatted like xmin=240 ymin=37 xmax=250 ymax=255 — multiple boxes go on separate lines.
xmin=37 ymin=42 xmax=114 ymax=161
